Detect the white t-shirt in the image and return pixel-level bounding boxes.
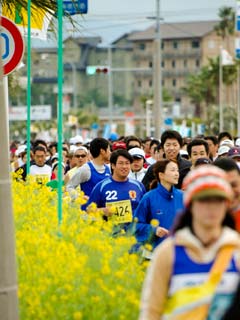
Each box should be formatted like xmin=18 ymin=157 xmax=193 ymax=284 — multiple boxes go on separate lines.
xmin=29 ymin=164 xmax=52 ymax=184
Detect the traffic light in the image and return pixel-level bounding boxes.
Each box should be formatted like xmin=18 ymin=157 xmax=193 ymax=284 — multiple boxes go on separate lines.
xmin=86 ymin=66 xmax=109 ymax=75
xmin=96 ymin=67 xmax=108 ymax=74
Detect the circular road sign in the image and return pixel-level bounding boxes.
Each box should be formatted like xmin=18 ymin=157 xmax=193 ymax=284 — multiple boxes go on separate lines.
xmin=1 ymin=16 xmax=24 ymax=76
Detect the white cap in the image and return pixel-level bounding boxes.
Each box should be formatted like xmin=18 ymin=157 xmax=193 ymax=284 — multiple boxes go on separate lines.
xmin=220 ymin=139 xmax=234 ymax=148
xmin=52 ymin=161 xmax=65 ymax=171
xmin=69 ymin=145 xmax=78 ymax=153
xmin=75 ymin=146 xmax=88 ymax=154
xmin=128 ymin=147 xmax=145 ymax=159
xmin=180 ymin=149 xmax=189 ymax=156
xmin=70 ymin=135 xmax=83 ymax=145
xmin=218 ymin=145 xmax=230 ymax=156
xmin=235 ymin=138 xmax=240 ymax=147
xmin=15 ymin=145 xmax=27 ymax=156
xmin=51 ymin=153 xmax=58 ymax=162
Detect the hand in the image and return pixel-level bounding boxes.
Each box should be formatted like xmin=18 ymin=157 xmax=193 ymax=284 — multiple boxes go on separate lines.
xmin=155 ymin=227 xmax=169 ymax=238
xmin=102 ymin=207 xmax=114 ymax=217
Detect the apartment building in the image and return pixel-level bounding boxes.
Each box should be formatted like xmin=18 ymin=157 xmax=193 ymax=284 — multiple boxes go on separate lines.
xmin=24 ymin=20 xmax=235 ymax=128
xmin=128 ymin=20 xmax=235 ymax=118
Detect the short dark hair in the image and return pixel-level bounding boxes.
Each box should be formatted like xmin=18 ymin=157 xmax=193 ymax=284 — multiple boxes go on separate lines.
xmin=89 ymin=138 xmax=109 ymax=158
xmin=204 ymin=135 xmax=218 ymax=145
xmin=187 ymin=139 xmax=209 ymax=156
xmin=150 ymin=139 xmax=160 ymax=149
xmin=214 ymin=157 xmax=240 ymax=174
xmin=32 ymin=139 xmax=48 ymax=150
xmin=110 ymin=149 xmax=133 ymax=165
xmin=161 ymin=130 xmax=183 ymax=148
xmin=33 ymin=146 xmax=46 ymax=154
xmin=125 ymin=135 xmax=142 ymax=149
xmin=218 ymin=131 xmax=232 ymax=143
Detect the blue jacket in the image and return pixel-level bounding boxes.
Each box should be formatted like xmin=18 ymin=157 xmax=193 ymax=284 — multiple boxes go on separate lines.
xmin=133 ymin=183 xmax=184 ymax=248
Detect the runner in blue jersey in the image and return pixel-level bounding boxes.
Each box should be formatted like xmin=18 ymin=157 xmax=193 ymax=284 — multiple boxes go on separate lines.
xmin=66 ymin=138 xmax=111 ymax=209
xmin=87 ymin=149 xmax=146 ymax=232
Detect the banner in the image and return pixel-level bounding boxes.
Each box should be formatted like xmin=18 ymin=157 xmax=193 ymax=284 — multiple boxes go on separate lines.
xmin=221 ymin=48 xmax=234 ymax=66
xmin=236 ymin=0 xmax=240 ymax=31
xmin=2 ymin=4 xmax=53 ymax=40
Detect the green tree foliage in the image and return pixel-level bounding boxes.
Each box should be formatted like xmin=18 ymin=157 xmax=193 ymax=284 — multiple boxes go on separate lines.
xmin=214 ymin=6 xmax=235 ymax=39
xmin=3 ymin=0 xmax=57 ymax=15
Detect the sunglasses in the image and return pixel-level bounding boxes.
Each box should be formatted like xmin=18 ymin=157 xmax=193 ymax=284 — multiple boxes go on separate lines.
xmin=75 ymin=154 xmax=87 ymax=158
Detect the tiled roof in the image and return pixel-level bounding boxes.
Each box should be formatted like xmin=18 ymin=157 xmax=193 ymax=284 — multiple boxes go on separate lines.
xmin=128 ymin=20 xmax=218 ymax=41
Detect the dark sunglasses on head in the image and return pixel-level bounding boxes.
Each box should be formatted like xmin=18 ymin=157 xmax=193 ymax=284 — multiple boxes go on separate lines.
xmin=75 ymin=154 xmax=86 ymax=158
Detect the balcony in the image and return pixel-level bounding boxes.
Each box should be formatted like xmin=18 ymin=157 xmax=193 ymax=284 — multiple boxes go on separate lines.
xmin=162 ymin=50 xmax=201 ymax=59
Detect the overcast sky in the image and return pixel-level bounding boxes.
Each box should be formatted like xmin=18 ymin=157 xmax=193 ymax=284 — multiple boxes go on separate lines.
xmin=35 ymin=0 xmax=236 ymax=47
xmin=74 ymin=0 xmax=235 ymax=44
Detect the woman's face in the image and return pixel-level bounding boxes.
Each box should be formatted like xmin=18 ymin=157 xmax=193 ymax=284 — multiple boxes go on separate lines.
xmin=159 ymin=161 xmax=179 ymax=186
xmin=191 ymin=197 xmax=228 ymax=230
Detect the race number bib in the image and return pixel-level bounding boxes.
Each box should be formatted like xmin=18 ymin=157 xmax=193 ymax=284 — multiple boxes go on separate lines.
xmin=106 ymin=200 xmax=133 ymax=224
xmin=34 ymin=174 xmax=50 ymax=185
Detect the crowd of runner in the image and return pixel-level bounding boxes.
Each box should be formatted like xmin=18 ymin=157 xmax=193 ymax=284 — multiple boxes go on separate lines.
xmin=9 ymin=130 xmax=240 ymax=319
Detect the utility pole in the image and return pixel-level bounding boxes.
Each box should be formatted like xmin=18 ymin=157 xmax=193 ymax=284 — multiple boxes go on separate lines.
xmin=0 ymin=45 xmax=19 ymax=319
xmin=219 ymin=46 xmax=223 ymax=132
xmin=67 ymin=62 xmax=77 ymax=110
xmin=153 ymin=0 xmax=162 ymax=139
xmin=108 ymin=46 xmax=113 ymax=128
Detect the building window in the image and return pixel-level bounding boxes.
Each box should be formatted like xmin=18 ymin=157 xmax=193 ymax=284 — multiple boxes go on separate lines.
xmin=162 ymin=79 xmax=165 ymax=86
xmin=196 ymin=59 xmax=200 ymax=67
xmin=173 ymin=41 xmax=178 ymax=49
xmin=172 ymin=79 xmax=176 ymax=87
xmin=161 ymin=42 xmax=164 ymax=50
xmin=149 ymin=61 xmax=153 ymax=68
xmin=208 ymin=40 xmax=215 ymax=49
xmin=138 ymin=80 xmax=142 ymax=87
xmin=149 ymin=80 xmax=152 ymax=87
xmin=161 ymin=61 xmax=165 ymax=68
xmin=172 ymin=60 xmax=175 ymax=68
xmin=192 ymin=40 xmax=200 ymax=48
xmin=184 ymin=60 xmax=187 ymax=67
xmin=139 ymin=43 xmax=145 ymax=50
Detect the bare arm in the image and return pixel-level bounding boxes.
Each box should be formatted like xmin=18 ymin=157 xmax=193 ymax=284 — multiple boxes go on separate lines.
xmin=66 ymin=164 xmax=91 ymax=193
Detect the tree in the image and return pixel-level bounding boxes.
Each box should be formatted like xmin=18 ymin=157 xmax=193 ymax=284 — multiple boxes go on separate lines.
xmin=214 ymin=6 xmax=235 ymax=42
xmin=2 ymin=0 xmax=57 ymax=14
xmin=182 ymin=57 xmax=237 ymax=121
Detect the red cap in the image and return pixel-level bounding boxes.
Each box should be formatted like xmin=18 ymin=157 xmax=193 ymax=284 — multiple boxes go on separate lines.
xmin=112 ymin=141 xmax=127 ymax=151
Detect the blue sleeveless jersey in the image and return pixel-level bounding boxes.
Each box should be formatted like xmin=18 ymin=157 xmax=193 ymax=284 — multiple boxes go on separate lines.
xmin=167 ymin=244 xmax=239 ymax=320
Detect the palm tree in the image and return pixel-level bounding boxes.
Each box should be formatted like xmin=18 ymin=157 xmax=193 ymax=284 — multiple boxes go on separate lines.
xmin=214 ymin=6 xmax=235 ymax=38
xmin=2 ymin=0 xmax=57 ymax=14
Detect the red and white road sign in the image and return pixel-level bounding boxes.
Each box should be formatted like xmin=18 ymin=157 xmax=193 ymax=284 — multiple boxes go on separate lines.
xmin=0 ymin=16 xmax=24 ymax=76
